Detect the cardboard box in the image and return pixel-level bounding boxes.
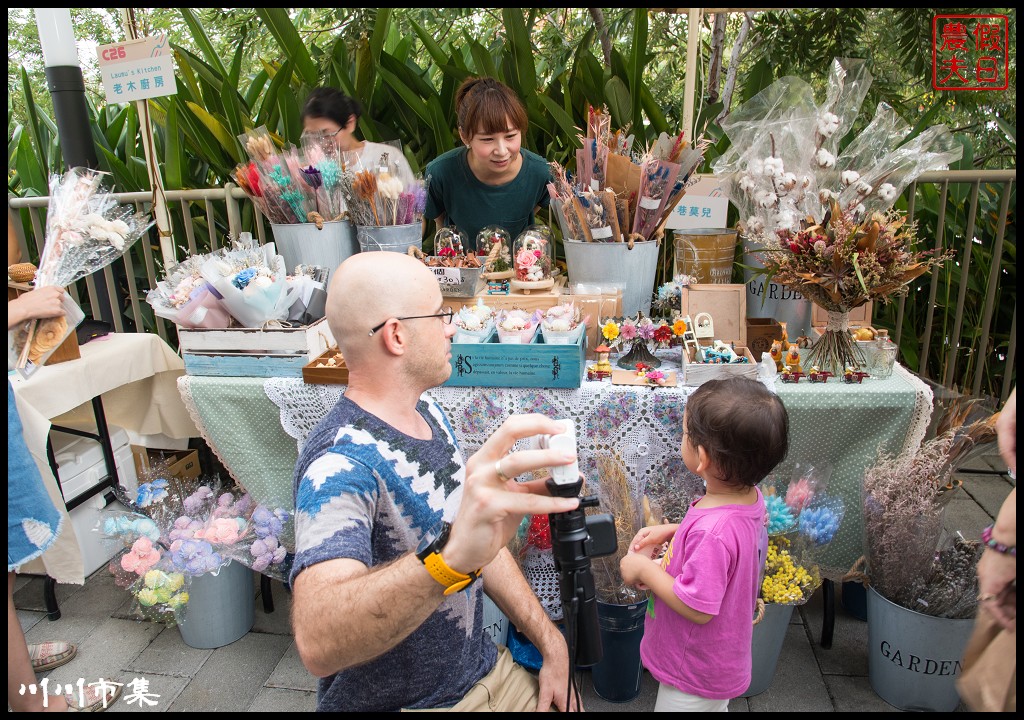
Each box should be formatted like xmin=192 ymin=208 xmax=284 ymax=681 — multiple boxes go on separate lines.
xmin=680 ymin=345 xmax=758 ymax=387
xmin=178 ymin=317 xmax=335 ymax=377
xmin=445 ymin=330 xmax=585 ymax=389
xmin=679 ymin=284 xmax=747 ymax=348
xmin=131 ymin=446 xmax=202 ymax=485
xmin=746 ymin=317 xmax=786 ymax=359
xmin=302 ymin=347 xmax=349 ymax=385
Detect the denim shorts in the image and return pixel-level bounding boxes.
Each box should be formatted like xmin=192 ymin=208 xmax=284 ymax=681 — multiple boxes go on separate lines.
xmin=8 ymin=378 xmax=64 ymax=570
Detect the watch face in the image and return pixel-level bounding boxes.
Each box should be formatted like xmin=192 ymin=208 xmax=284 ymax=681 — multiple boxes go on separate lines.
xmin=416 ymin=520 xmax=451 ymax=560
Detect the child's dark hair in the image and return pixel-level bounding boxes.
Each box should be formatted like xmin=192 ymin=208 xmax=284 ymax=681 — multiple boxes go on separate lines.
xmin=301 ymin=87 xmax=363 ymax=128
xmin=455 ymin=76 xmax=529 ymax=141
xmin=685 ymin=377 xmax=789 ymax=487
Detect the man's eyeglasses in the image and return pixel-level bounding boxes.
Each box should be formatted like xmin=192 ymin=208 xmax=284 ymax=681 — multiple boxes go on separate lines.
xmin=368 ymin=308 xmax=454 ymax=336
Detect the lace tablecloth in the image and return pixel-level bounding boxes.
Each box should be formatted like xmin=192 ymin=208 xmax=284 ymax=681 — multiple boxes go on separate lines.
xmin=180 ymin=360 xmax=932 ymax=574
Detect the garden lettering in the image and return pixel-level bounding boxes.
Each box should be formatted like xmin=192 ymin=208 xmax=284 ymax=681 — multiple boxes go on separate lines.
xmin=747 ymin=279 xmax=804 ymax=301
xmin=879 ymin=641 xmax=963 ymax=676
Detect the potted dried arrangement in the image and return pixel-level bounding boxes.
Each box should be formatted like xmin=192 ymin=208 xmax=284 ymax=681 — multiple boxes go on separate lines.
xmin=861 ymin=400 xmax=998 ymax=711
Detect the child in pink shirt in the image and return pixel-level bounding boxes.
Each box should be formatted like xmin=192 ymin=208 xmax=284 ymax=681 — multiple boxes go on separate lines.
xmin=621 ymin=377 xmax=789 ymax=711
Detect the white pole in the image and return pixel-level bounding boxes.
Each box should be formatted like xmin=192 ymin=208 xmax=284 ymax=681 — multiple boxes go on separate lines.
xmin=683 ymin=8 xmax=702 ymax=142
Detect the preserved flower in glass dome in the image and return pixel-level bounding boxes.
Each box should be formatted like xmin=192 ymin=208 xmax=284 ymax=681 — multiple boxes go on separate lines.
xmin=433 ymin=227 xmax=467 ymax=258
xmin=511 ymin=225 xmax=554 ymax=293
xmin=477 ymin=225 xmax=514 ymax=280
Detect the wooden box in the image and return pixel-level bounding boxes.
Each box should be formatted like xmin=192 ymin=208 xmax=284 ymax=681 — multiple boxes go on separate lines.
xmin=679 ymin=284 xmax=747 ymax=348
xmin=680 ymin=344 xmax=758 ymax=387
xmin=746 ymin=317 xmax=786 ymax=358
xmin=445 ymin=276 xmax=567 ymax=315
xmin=8 ymin=282 xmax=82 ymax=366
xmin=302 ymin=347 xmax=350 ymax=385
xmin=178 ymin=317 xmax=335 ymax=378
xmin=812 ymin=302 xmax=873 ymax=331
xmin=444 ymin=330 xmax=585 ymax=389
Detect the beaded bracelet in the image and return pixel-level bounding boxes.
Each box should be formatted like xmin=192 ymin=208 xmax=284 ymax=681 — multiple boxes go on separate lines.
xmin=981 ymin=525 xmax=1016 ymax=557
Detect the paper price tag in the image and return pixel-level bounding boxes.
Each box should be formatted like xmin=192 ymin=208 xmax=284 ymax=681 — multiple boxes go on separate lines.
xmin=639 ymin=196 xmax=661 ymax=210
xmin=591 ymin=226 xmax=613 ymax=240
xmin=431 ymin=267 xmax=462 ymax=285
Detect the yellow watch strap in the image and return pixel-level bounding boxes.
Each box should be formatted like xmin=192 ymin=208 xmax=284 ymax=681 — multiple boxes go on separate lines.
xmin=423 ymin=552 xmax=478 ymax=596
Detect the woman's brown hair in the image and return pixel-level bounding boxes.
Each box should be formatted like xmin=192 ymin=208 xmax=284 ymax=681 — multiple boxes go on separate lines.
xmin=455 ymin=76 xmax=529 ymax=142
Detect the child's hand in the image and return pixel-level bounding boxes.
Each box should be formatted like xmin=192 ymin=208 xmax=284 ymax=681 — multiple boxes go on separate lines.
xmin=620 ymin=552 xmax=648 ymax=587
xmin=629 ymin=523 xmax=678 ymax=559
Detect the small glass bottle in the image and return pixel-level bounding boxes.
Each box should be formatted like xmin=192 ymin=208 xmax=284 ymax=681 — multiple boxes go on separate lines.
xmin=871 ymin=329 xmax=898 ymax=379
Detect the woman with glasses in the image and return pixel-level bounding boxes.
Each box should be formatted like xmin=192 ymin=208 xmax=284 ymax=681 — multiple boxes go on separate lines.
xmin=301 ymin=87 xmax=415 ymax=186
xmin=424 ymin=76 xmax=551 ymax=253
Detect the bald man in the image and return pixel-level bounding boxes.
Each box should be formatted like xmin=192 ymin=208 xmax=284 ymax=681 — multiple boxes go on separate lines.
xmin=290 ymin=253 xmax=581 ymax=712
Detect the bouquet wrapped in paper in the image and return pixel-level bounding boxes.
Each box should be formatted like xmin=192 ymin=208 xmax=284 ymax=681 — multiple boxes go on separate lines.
xmin=713 ymin=58 xmax=962 ymax=373
xmin=12 ymin=168 xmax=153 ymax=374
xmin=201 ymin=242 xmax=298 ymax=328
xmin=548 ymin=104 xmax=705 ymax=244
xmin=146 ymin=255 xmax=231 ymax=329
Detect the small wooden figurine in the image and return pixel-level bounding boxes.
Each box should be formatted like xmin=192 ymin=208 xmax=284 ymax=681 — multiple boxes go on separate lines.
xmin=784 ymin=343 xmax=802 ymax=374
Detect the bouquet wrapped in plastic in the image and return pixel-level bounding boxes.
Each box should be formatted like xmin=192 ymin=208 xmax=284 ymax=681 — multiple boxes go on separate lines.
xmin=452 ymin=299 xmax=494 ymax=344
xmin=713 ymin=58 xmax=962 ymax=373
xmin=760 ymin=463 xmax=845 ymax=605
xmin=146 ymin=255 xmax=232 ymax=329
xmin=200 ymin=239 xmax=298 ymax=327
xmin=495 ymin=308 xmax=542 ymax=344
xmin=285 ymin=265 xmax=330 ymax=326
xmin=340 ymin=152 xmax=427 ymax=228
xmin=12 ymin=168 xmax=153 ymax=374
xmin=539 ymin=303 xmax=587 ymax=345
xmin=104 ymin=466 xmax=292 ymax=626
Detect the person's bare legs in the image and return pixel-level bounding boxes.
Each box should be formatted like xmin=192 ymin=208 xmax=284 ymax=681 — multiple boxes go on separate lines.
xmin=8 ymin=571 xmax=68 ymax=711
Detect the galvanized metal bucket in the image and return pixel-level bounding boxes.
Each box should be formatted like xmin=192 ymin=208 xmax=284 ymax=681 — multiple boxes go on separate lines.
xmin=177 ymin=560 xmax=255 ymax=649
xmin=866 ymin=585 xmax=974 ymax=711
xmin=741 ymin=235 xmax=813 ymax=335
xmin=356 ymin=223 xmax=423 ymax=253
xmin=271 ymin=220 xmax=358 ymax=274
xmin=563 ymin=239 xmax=659 ymax=317
xmin=741 ymin=602 xmax=795 ymax=697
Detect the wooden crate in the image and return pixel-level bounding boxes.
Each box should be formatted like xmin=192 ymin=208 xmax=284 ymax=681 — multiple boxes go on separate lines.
xmin=445 ymin=329 xmax=585 ymax=389
xmin=446 ymin=276 xmax=567 ymax=315
xmin=178 ymin=317 xmax=335 ymax=378
xmin=680 ymin=345 xmax=758 ymax=387
xmin=679 ymin=284 xmax=747 ymax=348
xmin=302 ymin=347 xmax=349 ymax=385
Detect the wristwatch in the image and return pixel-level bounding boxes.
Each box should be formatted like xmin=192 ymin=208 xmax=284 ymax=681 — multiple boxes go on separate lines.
xmin=415 ymin=520 xmax=480 ymax=596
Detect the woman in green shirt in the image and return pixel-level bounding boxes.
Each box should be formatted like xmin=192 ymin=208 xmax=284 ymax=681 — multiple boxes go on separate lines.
xmin=425 ymin=77 xmax=550 ymax=252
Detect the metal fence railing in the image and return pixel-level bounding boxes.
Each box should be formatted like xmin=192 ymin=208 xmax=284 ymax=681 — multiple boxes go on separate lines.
xmin=9 ymin=169 xmax=1016 ymax=401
